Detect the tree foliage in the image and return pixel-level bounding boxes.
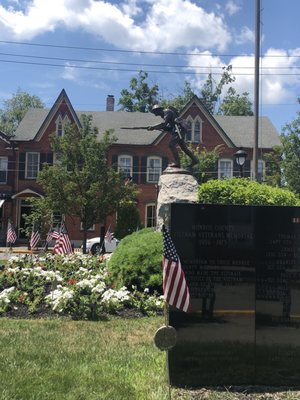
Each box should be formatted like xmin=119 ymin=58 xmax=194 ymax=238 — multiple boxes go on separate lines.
xmin=160 ymin=81 xmax=195 ymax=111
xmin=217 ymin=87 xmax=253 ymax=116
xmin=0 ymin=88 xmax=44 ymax=135
xmin=36 ymin=114 xmax=136 ymax=252
xmin=118 ymin=71 xmax=159 ymax=112
xmin=200 ymin=65 xmax=235 ymax=114
xmin=198 ymin=178 xmax=300 ymax=206
xmin=114 ymin=203 xmax=142 ymax=239
xmin=108 ymin=228 xmax=163 ymax=292
xmin=280 ymin=99 xmax=300 ymax=195
xmin=180 ymin=144 xmax=223 ymax=183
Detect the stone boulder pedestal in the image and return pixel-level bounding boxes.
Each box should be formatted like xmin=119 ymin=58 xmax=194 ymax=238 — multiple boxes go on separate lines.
xmin=156 ymin=167 xmax=198 ymax=230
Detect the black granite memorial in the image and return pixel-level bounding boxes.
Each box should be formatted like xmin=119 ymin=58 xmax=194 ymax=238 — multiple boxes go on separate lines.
xmin=168 ymin=203 xmax=300 ymax=387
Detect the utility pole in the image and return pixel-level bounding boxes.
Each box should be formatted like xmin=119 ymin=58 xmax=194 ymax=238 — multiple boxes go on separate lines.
xmin=253 ymin=0 xmax=260 ymax=181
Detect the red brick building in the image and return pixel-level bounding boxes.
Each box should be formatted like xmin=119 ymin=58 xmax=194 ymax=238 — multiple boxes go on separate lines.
xmin=0 ymin=90 xmax=280 ymax=245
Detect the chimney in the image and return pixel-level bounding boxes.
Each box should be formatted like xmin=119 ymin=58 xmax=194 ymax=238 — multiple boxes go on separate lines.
xmin=106 ymin=95 xmax=115 ymax=111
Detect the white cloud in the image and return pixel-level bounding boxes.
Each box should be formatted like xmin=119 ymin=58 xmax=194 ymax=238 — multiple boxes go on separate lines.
xmin=225 ymin=0 xmax=241 ymax=16
xmin=186 ymin=48 xmax=300 ymax=108
xmin=0 ymin=0 xmax=231 ymax=51
xmin=235 ymin=26 xmax=255 ymax=45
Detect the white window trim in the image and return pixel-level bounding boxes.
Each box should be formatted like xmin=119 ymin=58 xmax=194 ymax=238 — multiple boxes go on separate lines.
xmin=25 ymin=152 xmax=40 ymax=179
xmin=185 ymin=116 xmax=202 ymax=143
xmin=0 ymin=156 xmax=8 ymax=184
xmin=55 ymin=114 xmax=69 ymax=137
xmin=118 ymin=155 xmax=133 ymax=177
xmin=218 ymin=158 xmax=233 ymax=179
xmin=250 ymin=159 xmax=265 ymax=180
xmin=80 ymin=222 xmax=95 ymax=231
xmin=147 ymin=156 xmax=162 ymax=183
xmin=145 ymin=203 xmax=156 ymax=228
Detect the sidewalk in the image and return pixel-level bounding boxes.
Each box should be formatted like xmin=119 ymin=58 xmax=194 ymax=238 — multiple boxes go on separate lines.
xmin=0 ymin=247 xmax=83 ymax=254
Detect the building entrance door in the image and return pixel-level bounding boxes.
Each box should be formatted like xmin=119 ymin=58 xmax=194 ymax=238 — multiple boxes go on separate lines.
xmin=19 ymin=200 xmax=33 ymax=239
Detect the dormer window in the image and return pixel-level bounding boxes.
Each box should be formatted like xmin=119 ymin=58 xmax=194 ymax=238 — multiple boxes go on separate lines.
xmin=55 ymin=114 xmax=69 ymax=137
xmin=185 ymin=116 xmax=202 ymax=143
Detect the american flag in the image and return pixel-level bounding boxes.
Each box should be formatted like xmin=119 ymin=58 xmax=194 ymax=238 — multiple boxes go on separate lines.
xmin=46 ymin=228 xmax=60 ymax=244
xmin=6 ymin=220 xmax=17 ymax=244
xmin=162 ymin=225 xmax=191 ymax=313
xmin=30 ymin=223 xmax=40 ymax=249
xmin=105 ymin=226 xmax=113 ymax=243
xmin=53 ymin=222 xmax=73 ymax=255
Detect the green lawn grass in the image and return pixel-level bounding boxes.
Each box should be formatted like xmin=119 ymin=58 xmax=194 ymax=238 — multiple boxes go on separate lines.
xmin=1 ymin=316 xmax=300 ymax=400
xmin=0 ymin=316 xmax=168 ymax=400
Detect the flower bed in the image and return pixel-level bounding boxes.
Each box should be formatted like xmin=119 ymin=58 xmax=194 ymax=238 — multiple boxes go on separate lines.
xmin=0 ymin=253 xmax=164 ymax=320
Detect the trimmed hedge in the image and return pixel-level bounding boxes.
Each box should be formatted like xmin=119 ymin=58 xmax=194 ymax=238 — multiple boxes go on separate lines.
xmin=108 ymin=228 xmax=163 ymax=292
xmin=198 ymin=178 xmax=300 ymax=206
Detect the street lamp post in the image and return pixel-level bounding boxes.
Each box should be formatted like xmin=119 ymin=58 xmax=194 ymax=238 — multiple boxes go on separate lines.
xmin=235 ymin=148 xmax=248 ymax=178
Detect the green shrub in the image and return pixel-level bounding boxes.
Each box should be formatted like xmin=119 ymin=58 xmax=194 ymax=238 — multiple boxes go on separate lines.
xmin=198 ymin=177 xmax=300 ymax=206
xmin=108 ymin=228 xmax=163 ymax=292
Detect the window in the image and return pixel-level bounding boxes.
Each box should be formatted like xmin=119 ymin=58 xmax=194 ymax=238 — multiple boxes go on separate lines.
xmin=55 ymin=114 xmax=69 ymax=137
xmin=251 ymin=159 xmax=265 ymax=182
xmin=118 ymin=155 xmax=133 ymax=178
xmin=0 ymin=157 xmax=8 ymax=184
xmin=25 ymin=152 xmax=40 ymax=179
xmin=80 ymin=222 xmax=95 ymax=231
xmin=145 ymin=203 xmax=156 ymax=228
xmin=185 ymin=117 xmax=202 ymax=143
xmin=218 ymin=159 xmax=233 ymax=179
xmin=147 ymin=157 xmax=162 ymax=182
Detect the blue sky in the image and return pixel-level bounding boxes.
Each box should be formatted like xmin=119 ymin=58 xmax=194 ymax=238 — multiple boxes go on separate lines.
xmin=0 ymin=0 xmax=299 ymax=134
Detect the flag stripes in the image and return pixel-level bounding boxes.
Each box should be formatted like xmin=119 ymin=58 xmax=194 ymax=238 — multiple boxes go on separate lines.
xmin=162 ymin=225 xmax=191 ymax=313
xmin=30 ymin=224 xmax=40 ymax=249
xmin=6 ymin=221 xmax=17 ymax=244
xmin=53 ymin=222 xmax=73 ymax=255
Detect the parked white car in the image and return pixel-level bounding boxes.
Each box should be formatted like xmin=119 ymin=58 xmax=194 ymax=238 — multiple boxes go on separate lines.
xmin=84 ymin=237 xmax=119 ymax=254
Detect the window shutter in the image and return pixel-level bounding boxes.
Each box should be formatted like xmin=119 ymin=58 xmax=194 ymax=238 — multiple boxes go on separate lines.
xmin=7 ymin=156 xmax=14 ymax=186
xmin=233 ymin=158 xmax=240 ymax=177
xmin=132 ymin=156 xmax=139 ymax=183
xmin=162 ymin=157 xmax=168 ymax=173
xmin=111 ymin=155 xmax=118 ymax=171
xmin=19 ymin=152 xmax=26 ymax=180
xmin=47 ymin=153 xmax=53 ymax=165
xmin=40 ymin=153 xmax=46 ymax=171
xmin=141 ymin=156 xmax=147 ymax=184
xmin=244 ymin=160 xmax=251 ymax=178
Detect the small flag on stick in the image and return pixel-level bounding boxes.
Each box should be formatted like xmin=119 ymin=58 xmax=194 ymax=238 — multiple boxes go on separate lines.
xmin=162 ymin=225 xmax=191 ymax=313
xmin=6 ymin=220 xmax=17 ymax=245
xmin=53 ymin=221 xmax=73 ymax=255
xmin=105 ymin=226 xmax=113 ymax=243
xmin=30 ymin=222 xmax=40 ymax=249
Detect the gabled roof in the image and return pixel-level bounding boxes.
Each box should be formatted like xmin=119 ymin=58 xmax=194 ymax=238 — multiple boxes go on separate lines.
xmin=180 ymin=95 xmax=281 ymax=148
xmin=0 ymin=130 xmax=13 ymax=145
xmin=214 ymin=115 xmax=281 ymax=148
xmin=13 ymin=90 xmax=281 ymax=149
xmin=14 ymin=89 xmax=82 ymax=142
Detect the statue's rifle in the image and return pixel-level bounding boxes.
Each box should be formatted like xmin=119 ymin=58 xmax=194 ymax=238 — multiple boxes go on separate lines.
xmin=120 ymin=126 xmax=150 ymax=130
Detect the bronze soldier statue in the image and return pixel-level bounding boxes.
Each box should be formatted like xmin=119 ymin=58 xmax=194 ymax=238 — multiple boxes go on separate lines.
xmin=147 ymin=105 xmax=198 ymax=170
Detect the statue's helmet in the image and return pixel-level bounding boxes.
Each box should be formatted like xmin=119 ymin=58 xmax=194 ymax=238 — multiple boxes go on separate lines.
xmin=151 ymin=104 xmax=164 ymax=115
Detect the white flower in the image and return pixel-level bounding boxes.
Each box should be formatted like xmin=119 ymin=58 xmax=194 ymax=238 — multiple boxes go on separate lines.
xmin=144 ymin=288 xmax=149 ymax=294
xmin=0 ymin=287 xmax=15 ymax=305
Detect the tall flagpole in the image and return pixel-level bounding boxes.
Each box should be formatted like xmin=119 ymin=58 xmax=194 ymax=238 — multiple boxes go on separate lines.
xmin=253 ymin=0 xmax=260 ymax=181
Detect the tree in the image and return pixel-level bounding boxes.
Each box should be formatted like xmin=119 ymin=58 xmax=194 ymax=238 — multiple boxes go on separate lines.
xmin=280 ymin=100 xmax=300 ymax=195
xmin=118 ymin=71 xmax=159 ymax=112
xmin=217 ymin=87 xmax=253 ymax=116
xmin=200 ymin=65 xmax=235 ymax=114
xmin=0 ymin=88 xmax=44 ymax=135
xmin=160 ymin=81 xmax=195 ymax=111
xmin=114 ymin=203 xmax=142 ymax=239
xmin=180 ymin=144 xmax=223 ymax=183
xmin=37 ymin=114 xmax=137 ymax=253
